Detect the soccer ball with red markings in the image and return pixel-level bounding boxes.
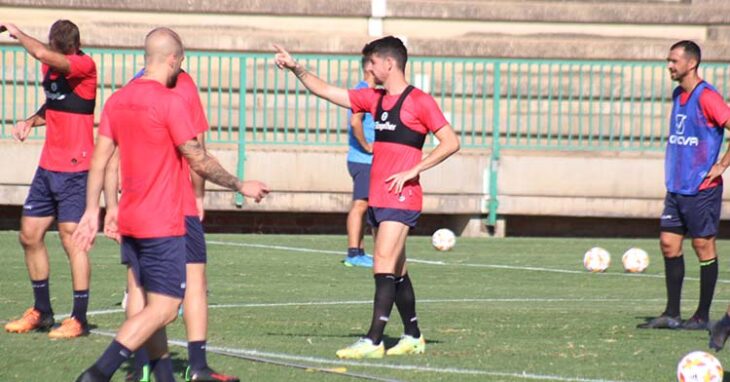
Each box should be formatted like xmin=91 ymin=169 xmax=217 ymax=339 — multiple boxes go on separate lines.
xmin=431 ymin=228 xmax=456 ymax=251
xmin=621 ymin=247 xmax=650 ymax=273
xmin=583 ymin=247 xmax=610 ymax=272
xmin=677 ymin=351 xmax=723 ymax=382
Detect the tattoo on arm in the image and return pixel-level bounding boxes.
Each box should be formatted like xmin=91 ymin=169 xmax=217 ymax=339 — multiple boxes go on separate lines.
xmin=179 ymin=140 xmax=241 ymax=191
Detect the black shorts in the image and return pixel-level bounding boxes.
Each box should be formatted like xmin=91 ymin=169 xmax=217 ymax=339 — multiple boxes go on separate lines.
xmin=121 ymin=235 xmax=186 ymax=298
xmin=660 ymin=185 xmax=722 ymax=238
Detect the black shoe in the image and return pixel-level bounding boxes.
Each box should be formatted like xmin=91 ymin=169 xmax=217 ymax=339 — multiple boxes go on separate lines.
xmin=637 ymin=314 xmax=681 ymax=329
xmin=681 ymin=315 xmax=709 ymax=330
xmin=76 ymin=366 xmax=110 ymax=382
xmin=185 ymin=366 xmax=240 ymax=382
xmin=709 ymin=318 xmax=730 ymax=351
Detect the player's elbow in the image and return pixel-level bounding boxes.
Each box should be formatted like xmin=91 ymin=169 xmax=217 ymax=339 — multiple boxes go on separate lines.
xmin=32 ymin=47 xmax=51 ymax=62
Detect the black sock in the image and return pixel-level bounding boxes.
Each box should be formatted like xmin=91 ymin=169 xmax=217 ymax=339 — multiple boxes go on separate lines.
xmin=32 ymin=279 xmax=52 ymax=314
xmin=365 ymin=274 xmax=396 ymax=345
xmin=94 ymin=340 xmax=131 ymax=378
xmin=134 ymin=347 xmax=150 ymax=370
xmin=358 ymin=248 xmax=366 ymax=256
xmin=721 ymin=313 xmax=730 ymax=326
xmin=72 ymin=289 xmax=89 ymax=323
xmin=663 ymin=255 xmax=685 ymax=318
xmin=695 ymin=258 xmax=718 ymax=321
xmin=150 ymin=357 xmax=175 ymax=382
xmin=347 ymin=248 xmax=360 ymax=258
xmin=394 ymin=274 xmax=421 ymax=338
xmin=188 ymin=340 xmax=208 ymax=372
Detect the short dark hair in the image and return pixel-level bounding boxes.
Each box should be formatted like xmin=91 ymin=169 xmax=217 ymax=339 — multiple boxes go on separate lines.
xmin=361 ymin=36 xmax=407 ymax=72
xmin=48 ymin=20 xmax=80 ymax=55
xmin=671 ymin=40 xmax=701 ymax=69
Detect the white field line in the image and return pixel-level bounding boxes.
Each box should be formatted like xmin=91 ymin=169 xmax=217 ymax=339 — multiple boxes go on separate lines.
xmin=89 ymin=329 xmax=635 ymax=382
xmin=206 ymin=240 xmax=730 ymax=284
xmin=65 ymin=297 xmax=673 ymax=320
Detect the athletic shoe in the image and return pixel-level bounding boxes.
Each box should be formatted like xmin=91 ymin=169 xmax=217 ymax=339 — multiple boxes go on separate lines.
xmin=4 ymin=307 xmax=54 ymax=333
xmin=125 ymin=364 xmax=150 ymax=382
xmin=48 ymin=317 xmax=88 ymax=339
xmin=709 ymin=318 xmax=730 ymax=351
xmin=386 ymin=334 xmax=426 ymax=356
xmin=343 ymin=254 xmax=373 ymax=268
xmin=75 ymin=366 xmax=109 ymax=382
xmin=335 ymin=338 xmax=384 ymax=359
xmin=681 ymin=315 xmax=709 ymax=330
xmin=636 ymin=314 xmax=681 ymax=329
xmin=184 ymin=366 xmax=240 ymax=382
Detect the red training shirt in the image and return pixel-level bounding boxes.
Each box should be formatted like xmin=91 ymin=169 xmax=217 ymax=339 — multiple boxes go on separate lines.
xmin=98 ymin=79 xmax=197 ymax=238
xmin=40 ymin=53 xmax=97 ymax=172
xmin=349 ymin=87 xmax=448 ymax=211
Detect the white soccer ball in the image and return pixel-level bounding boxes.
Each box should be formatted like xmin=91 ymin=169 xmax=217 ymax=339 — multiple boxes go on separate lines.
xmin=583 ymin=247 xmax=611 ymax=272
xmin=432 ymin=228 xmax=456 ymax=251
xmin=677 ymin=351 xmax=723 ymax=382
xmin=622 ymin=247 xmax=650 ymax=273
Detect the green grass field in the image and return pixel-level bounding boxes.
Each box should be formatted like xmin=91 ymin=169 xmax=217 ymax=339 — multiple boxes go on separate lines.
xmin=2 ymin=231 xmax=730 ymax=381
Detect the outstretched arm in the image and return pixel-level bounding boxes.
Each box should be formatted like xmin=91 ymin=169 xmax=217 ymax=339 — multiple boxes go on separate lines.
xmin=0 ymin=22 xmax=71 ymax=74
xmin=178 ymin=138 xmax=269 ymax=202
xmin=273 ymin=44 xmax=351 ymax=108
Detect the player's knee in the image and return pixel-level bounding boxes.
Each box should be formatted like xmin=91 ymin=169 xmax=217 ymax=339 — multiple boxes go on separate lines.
xmin=691 ymin=239 xmax=714 ymax=256
xmin=659 ymin=239 xmax=680 ymax=257
xmin=18 ymin=230 xmax=43 ymax=249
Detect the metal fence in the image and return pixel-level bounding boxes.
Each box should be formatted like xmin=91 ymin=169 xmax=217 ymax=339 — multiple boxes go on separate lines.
xmin=3 ymin=46 xmax=730 ymax=222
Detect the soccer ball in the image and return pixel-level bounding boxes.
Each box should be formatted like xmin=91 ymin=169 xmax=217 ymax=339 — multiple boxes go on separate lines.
xmin=677 ymin=351 xmax=723 ymax=382
xmin=622 ymin=247 xmax=649 ymax=273
xmin=583 ymin=247 xmax=611 ymax=272
xmin=432 ymin=228 xmax=456 ymax=251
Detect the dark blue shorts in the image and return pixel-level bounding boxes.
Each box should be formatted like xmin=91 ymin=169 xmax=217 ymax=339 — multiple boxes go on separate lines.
xmin=185 ymin=216 xmax=207 ymax=264
xmin=121 ymin=235 xmax=186 ymax=298
xmin=23 ymin=167 xmax=87 ymax=223
xmin=366 ymin=207 xmax=420 ymax=228
xmin=660 ymin=185 xmax=722 ymax=238
xmin=347 ymin=161 xmax=371 ymax=201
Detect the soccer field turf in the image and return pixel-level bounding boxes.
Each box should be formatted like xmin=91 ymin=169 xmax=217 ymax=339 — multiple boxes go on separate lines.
xmin=1 ymin=232 xmax=730 ymax=381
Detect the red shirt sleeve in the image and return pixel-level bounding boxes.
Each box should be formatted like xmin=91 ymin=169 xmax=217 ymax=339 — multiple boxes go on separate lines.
xmin=413 ymin=91 xmax=449 ymax=133
xmin=174 ymin=73 xmax=209 ymax=134
xmin=348 ymin=88 xmax=380 ymax=115
xmin=65 ymin=54 xmax=96 ymax=80
xmin=98 ymin=102 xmax=114 ymax=140
xmin=165 ymin=93 xmax=198 ymax=146
xmin=699 ymin=89 xmax=730 ymax=128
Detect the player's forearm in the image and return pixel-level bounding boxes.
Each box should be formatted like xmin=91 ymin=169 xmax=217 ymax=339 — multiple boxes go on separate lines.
xmin=103 ymin=150 xmax=120 ymax=209
xmin=85 ymin=166 xmax=105 ymax=211
xmin=413 ymin=133 xmax=460 ymax=174
xmin=15 ymin=31 xmax=47 ymax=61
xmin=189 ymin=156 xmax=241 ymax=191
xmin=351 ymin=114 xmax=370 ymax=151
xmin=717 ymin=144 xmax=730 ymax=169
xmin=179 ymin=140 xmax=241 ymax=192
xmin=290 ymin=63 xmax=350 ymax=108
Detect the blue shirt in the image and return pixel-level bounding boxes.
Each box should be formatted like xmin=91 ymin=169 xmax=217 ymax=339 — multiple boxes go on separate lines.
xmin=665 ymin=81 xmax=725 ymax=195
xmin=347 ymin=81 xmax=375 ymax=164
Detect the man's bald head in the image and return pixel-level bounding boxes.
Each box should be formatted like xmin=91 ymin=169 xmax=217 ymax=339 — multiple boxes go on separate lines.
xmin=144 ymin=27 xmax=183 ymax=65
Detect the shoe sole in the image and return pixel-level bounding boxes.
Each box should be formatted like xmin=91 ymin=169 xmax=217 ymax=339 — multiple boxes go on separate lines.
xmin=5 ymin=323 xmax=54 ymax=333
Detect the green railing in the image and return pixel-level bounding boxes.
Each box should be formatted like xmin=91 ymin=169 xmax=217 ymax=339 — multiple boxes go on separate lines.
xmin=3 ymin=46 xmax=730 ymax=223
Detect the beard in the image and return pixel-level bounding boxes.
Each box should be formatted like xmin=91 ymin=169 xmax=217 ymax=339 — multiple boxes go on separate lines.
xmin=167 ymin=69 xmax=181 ymax=88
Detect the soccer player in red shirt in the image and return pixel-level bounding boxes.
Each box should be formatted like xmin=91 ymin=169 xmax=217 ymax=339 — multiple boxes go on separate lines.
xmin=275 ymin=36 xmax=460 ymax=359
xmin=73 ymin=28 xmax=268 ymax=382
xmin=106 ymin=70 xmax=239 ymax=381
xmin=1 ymin=20 xmax=97 ymax=339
